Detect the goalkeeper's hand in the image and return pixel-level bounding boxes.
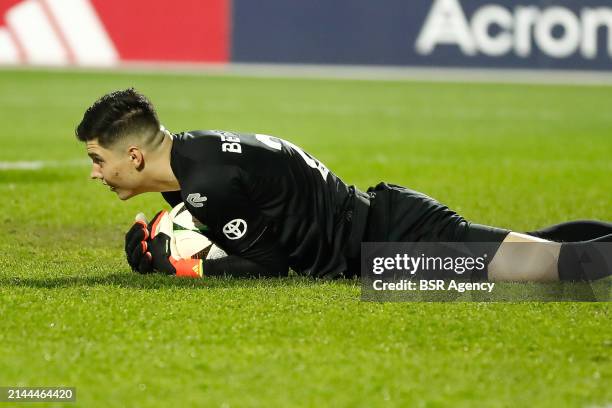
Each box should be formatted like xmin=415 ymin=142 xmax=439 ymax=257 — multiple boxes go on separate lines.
xmin=125 ymin=211 xmax=204 ymax=277
xmin=125 ymin=212 xmax=153 ymax=273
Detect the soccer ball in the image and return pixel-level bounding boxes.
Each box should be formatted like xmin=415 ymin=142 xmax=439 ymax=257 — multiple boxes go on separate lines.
xmin=168 ymin=202 xmax=227 ymax=260
xmin=148 ymin=203 xmax=227 ymax=261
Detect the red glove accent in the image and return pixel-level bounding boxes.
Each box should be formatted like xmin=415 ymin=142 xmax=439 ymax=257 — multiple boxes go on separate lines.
xmin=170 ymin=257 xmax=204 ymax=278
xmin=125 ymin=219 xmax=153 ymax=273
xmin=149 ymin=210 xmax=168 ymax=239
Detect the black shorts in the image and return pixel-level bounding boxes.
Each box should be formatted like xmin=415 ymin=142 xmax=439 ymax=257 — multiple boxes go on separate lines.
xmin=363 ymin=182 xmax=510 ymax=243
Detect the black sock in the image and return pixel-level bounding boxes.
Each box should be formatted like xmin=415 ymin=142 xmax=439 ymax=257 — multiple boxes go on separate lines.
xmin=528 ymin=220 xmax=612 ymax=242
xmin=586 ymin=234 xmax=612 ymax=243
xmin=557 ymin=238 xmax=612 ymax=281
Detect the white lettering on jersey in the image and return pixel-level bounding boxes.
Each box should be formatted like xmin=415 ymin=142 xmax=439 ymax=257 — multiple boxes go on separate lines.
xmin=217 ymin=131 xmax=242 ymax=154
xmin=255 ymin=134 xmax=329 ymax=181
xmin=222 ymin=142 xmax=242 ymax=153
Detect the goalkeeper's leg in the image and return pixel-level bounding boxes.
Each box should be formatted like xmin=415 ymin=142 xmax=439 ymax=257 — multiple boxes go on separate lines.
xmin=363 ymin=183 xmax=610 ymax=282
xmin=487 ymin=231 xmax=611 ymax=282
xmin=526 ymin=220 xmax=612 ymax=242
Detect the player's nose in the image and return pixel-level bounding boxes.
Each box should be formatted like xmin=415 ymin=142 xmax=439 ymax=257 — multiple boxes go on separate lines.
xmin=90 ymin=164 xmax=102 ymax=180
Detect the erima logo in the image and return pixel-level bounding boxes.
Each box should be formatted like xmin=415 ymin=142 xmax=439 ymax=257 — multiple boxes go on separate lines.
xmin=416 ymin=0 xmax=612 ymax=59
xmin=223 ymin=219 xmax=247 ymax=240
xmin=186 ymin=193 xmax=207 ymax=208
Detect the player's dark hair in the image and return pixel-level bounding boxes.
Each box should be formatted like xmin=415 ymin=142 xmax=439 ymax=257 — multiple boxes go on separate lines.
xmin=76 ymin=88 xmax=163 ymax=149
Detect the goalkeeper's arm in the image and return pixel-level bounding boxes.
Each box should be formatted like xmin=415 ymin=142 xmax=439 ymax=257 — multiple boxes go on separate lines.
xmin=204 ymin=255 xmax=286 ymax=278
xmin=125 ymin=213 xmax=288 ymax=278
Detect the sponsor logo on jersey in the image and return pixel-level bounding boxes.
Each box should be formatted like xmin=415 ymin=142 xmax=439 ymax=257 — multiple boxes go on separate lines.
xmin=186 ymin=193 xmax=207 ymax=208
xmin=223 ymin=218 xmax=247 ymax=240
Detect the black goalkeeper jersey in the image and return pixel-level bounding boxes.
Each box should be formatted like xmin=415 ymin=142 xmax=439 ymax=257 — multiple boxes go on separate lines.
xmin=162 ymin=130 xmax=364 ymax=279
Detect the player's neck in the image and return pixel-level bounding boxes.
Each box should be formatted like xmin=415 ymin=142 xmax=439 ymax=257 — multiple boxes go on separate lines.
xmin=142 ymin=132 xmax=180 ymax=193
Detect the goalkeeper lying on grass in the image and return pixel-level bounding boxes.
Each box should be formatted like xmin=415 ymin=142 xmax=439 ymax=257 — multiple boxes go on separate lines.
xmin=76 ymin=88 xmax=611 ymax=282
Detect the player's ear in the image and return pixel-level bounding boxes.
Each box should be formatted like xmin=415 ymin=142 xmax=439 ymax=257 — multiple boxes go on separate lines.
xmin=127 ymin=146 xmax=145 ymax=170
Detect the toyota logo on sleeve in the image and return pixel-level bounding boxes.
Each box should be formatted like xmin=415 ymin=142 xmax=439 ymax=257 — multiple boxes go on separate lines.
xmin=223 ymin=219 xmax=247 ymax=240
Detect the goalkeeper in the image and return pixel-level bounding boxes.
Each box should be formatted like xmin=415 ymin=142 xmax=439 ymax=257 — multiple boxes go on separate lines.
xmin=76 ymin=89 xmax=612 ymax=282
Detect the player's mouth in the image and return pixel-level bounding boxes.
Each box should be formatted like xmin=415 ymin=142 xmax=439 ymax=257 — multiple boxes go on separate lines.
xmin=102 ymin=180 xmax=117 ymax=191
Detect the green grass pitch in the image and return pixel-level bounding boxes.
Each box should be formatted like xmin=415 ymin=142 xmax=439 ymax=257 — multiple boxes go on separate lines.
xmin=0 ymin=69 xmax=610 ymax=407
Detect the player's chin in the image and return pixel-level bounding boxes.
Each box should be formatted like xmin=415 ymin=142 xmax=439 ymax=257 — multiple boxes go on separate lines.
xmin=116 ymin=188 xmax=145 ymax=201
xmin=115 ymin=188 xmax=135 ymax=201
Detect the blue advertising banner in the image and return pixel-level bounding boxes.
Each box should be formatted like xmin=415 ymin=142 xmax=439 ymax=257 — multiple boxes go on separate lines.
xmin=232 ymin=0 xmax=612 ymax=70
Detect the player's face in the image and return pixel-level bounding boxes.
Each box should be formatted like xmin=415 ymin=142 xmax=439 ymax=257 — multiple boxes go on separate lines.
xmin=86 ymin=139 xmax=144 ymax=200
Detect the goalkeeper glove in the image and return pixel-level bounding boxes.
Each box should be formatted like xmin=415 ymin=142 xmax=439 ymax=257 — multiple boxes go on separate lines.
xmin=125 ymin=211 xmax=204 ymax=277
xmin=125 ymin=213 xmax=153 ymax=273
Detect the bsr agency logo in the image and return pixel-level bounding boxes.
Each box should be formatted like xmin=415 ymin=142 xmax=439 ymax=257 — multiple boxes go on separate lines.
xmin=416 ymin=0 xmax=612 ymax=59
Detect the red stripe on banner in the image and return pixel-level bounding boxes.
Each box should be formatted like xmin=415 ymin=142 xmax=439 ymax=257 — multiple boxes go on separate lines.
xmin=89 ymin=0 xmax=229 ymax=63
xmin=5 ymin=23 xmax=24 ymax=63
xmin=38 ymin=0 xmax=76 ymax=64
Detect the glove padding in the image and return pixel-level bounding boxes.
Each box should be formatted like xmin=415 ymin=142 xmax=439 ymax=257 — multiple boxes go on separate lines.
xmin=125 ymin=214 xmax=153 ymax=273
xmin=125 ymin=210 xmax=204 ymax=277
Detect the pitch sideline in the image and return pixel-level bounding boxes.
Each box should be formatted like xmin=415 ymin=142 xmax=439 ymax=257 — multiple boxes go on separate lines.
xmin=0 ymin=159 xmax=89 ymax=170
xmin=1 ymin=63 xmax=612 ymax=86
